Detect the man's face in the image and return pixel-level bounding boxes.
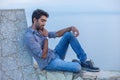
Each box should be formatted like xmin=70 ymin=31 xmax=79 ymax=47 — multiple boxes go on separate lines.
xmin=35 ymin=15 xmax=47 ymax=30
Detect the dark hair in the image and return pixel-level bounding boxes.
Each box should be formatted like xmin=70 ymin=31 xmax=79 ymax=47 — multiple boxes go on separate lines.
xmin=32 ymin=9 xmax=49 ymax=23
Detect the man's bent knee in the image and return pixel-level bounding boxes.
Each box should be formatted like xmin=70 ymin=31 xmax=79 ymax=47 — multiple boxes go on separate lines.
xmin=63 ymin=32 xmax=74 ymax=38
xmin=74 ymin=63 xmax=81 ymax=73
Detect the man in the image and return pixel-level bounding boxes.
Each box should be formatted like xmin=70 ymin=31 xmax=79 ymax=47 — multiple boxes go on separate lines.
xmin=24 ymin=9 xmax=100 ymax=73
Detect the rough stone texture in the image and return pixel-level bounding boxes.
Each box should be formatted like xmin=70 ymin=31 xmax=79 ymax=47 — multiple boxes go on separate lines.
xmin=0 ymin=9 xmax=30 ymax=80
xmin=0 ymin=9 xmax=120 ymax=80
xmin=46 ymin=71 xmax=73 ymax=80
xmin=82 ymin=70 xmax=120 ymax=80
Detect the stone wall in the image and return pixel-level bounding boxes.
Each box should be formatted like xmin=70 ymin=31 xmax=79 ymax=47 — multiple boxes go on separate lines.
xmin=0 ymin=9 xmax=120 ymax=80
xmin=0 ymin=9 xmax=33 ymax=80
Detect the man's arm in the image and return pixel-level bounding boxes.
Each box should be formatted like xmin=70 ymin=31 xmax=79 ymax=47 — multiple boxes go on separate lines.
xmin=40 ymin=29 xmax=48 ymax=59
xmin=39 ymin=26 xmax=79 ymax=58
xmin=24 ymin=34 xmax=43 ymax=57
xmin=41 ymin=38 xmax=48 ymax=59
xmin=56 ymin=26 xmax=80 ymax=37
xmin=25 ymin=30 xmax=48 ymax=59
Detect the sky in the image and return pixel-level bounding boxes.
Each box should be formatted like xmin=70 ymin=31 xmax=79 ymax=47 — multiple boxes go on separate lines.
xmin=0 ymin=0 xmax=120 ymax=70
xmin=1 ymin=0 xmax=120 ymax=25
xmin=1 ymin=0 xmax=120 ymax=12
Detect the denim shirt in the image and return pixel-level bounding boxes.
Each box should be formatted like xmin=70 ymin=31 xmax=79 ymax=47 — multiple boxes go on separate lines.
xmin=24 ymin=27 xmax=57 ymax=70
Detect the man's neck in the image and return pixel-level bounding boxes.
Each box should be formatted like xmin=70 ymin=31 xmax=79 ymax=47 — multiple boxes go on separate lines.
xmin=31 ymin=24 xmax=36 ymax=30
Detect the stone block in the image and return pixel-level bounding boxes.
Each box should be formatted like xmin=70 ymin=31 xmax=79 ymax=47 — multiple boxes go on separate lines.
xmin=17 ymin=50 xmax=32 ymax=67
xmin=22 ymin=65 xmax=35 ymax=74
xmin=0 ymin=70 xmax=3 ymax=80
xmin=81 ymin=70 xmax=120 ymax=80
xmin=1 ymin=55 xmax=18 ymax=71
xmin=0 ymin=34 xmax=2 ymax=57
xmin=0 ymin=9 xmax=28 ymax=80
xmin=1 ymin=40 xmax=17 ymax=56
xmin=73 ymin=77 xmax=83 ymax=80
xmin=47 ymin=71 xmax=66 ymax=80
xmin=4 ymin=69 xmax=23 ymax=80
xmin=38 ymin=74 xmax=47 ymax=80
xmin=1 ymin=74 xmax=11 ymax=80
xmin=0 ymin=47 xmax=1 ymax=57
xmin=64 ymin=72 xmax=73 ymax=80
xmin=23 ymin=73 xmax=39 ymax=80
xmin=46 ymin=71 xmax=73 ymax=80
xmin=22 ymin=65 xmax=40 ymax=80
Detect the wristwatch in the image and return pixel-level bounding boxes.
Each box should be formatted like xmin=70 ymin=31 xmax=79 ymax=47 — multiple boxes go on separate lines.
xmin=45 ymin=36 xmax=49 ymax=39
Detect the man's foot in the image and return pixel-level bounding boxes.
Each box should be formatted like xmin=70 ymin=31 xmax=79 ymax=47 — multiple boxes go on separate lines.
xmin=72 ymin=59 xmax=100 ymax=72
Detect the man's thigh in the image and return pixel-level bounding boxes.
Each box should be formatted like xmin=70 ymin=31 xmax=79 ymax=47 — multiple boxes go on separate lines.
xmin=45 ymin=58 xmax=81 ymax=72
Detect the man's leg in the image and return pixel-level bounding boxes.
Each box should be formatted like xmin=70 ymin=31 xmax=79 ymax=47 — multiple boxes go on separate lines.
xmin=51 ymin=32 xmax=99 ymax=72
xmin=45 ymin=58 xmax=81 ymax=73
xmin=54 ymin=32 xmax=69 ymax=60
xmin=54 ymin=32 xmax=87 ymax=62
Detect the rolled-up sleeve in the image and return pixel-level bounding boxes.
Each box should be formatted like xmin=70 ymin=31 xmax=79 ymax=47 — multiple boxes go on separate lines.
xmin=48 ymin=32 xmax=58 ymax=38
xmin=24 ymin=34 xmax=42 ymax=57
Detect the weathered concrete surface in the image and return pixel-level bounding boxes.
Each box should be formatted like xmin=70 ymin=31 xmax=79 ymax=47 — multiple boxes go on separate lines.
xmin=0 ymin=9 xmax=32 ymax=80
xmin=81 ymin=70 xmax=120 ymax=80
xmin=0 ymin=9 xmax=120 ymax=80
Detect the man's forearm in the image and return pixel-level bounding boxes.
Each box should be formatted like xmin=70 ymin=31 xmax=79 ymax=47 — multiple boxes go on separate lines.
xmin=42 ymin=39 xmax=48 ymax=59
xmin=56 ymin=27 xmax=72 ymax=37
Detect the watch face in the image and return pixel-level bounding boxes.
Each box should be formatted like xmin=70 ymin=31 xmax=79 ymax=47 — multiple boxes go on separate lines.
xmin=45 ymin=36 xmax=49 ymax=39
xmin=46 ymin=37 xmax=49 ymax=39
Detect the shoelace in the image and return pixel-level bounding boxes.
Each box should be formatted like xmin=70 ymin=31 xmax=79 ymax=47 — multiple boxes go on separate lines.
xmin=86 ymin=59 xmax=94 ymax=67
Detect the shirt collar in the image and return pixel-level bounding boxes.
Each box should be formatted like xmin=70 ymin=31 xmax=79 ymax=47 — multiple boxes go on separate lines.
xmin=28 ymin=27 xmax=42 ymax=36
xmin=28 ymin=27 xmax=37 ymax=34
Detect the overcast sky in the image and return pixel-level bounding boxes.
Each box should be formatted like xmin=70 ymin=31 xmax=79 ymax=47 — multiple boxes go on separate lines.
xmin=1 ymin=0 xmax=120 ymax=25
xmin=1 ymin=0 xmax=120 ymax=13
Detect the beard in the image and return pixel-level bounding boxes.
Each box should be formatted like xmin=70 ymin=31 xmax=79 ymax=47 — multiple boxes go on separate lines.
xmin=35 ymin=23 xmax=44 ymax=31
xmin=36 ymin=25 xmax=40 ymax=30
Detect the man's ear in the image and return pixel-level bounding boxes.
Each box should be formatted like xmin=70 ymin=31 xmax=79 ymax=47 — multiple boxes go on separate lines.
xmin=33 ymin=18 xmax=37 ymax=23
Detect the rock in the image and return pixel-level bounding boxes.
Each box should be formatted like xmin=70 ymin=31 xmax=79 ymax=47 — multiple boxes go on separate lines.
xmin=0 ymin=9 xmax=28 ymax=80
xmin=81 ymin=70 xmax=120 ymax=80
xmin=64 ymin=72 xmax=73 ymax=80
xmin=46 ymin=71 xmax=73 ymax=80
xmin=47 ymin=71 xmax=65 ymax=80
xmin=73 ymin=77 xmax=83 ymax=80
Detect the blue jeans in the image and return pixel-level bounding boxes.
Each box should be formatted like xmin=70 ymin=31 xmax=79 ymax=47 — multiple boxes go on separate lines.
xmin=45 ymin=32 xmax=87 ymax=72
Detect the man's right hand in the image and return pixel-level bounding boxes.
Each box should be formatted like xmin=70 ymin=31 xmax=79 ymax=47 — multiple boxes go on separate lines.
xmin=42 ymin=53 xmax=47 ymax=59
xmin=40 ymin=28 xmax=48 ymax=37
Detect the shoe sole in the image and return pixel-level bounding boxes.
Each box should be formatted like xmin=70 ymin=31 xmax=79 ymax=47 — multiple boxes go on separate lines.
xmin=82 ymin=67 xmax=100 ymax=72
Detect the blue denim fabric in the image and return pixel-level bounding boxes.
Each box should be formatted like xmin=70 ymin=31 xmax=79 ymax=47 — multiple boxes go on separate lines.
xmin=45 ymin=32 xmax=87 ymax=73
xmin=45 ymin=57 xmax=81 ymax=73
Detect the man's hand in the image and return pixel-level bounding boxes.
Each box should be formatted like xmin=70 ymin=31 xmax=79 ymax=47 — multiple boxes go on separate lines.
xmin=42 ymin=53 xmax=47 ymax=59
xmin=71 ymin=26 xmax=79 ymax=37
xmin=40 ymin=28 xmax=48 ymax=37
xmin=56 ymin=26 xmax=80 ymax=37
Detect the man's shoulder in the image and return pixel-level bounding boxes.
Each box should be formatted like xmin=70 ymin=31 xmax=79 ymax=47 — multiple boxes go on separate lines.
xmin=25 ymin=28 xmax=34 ymax=38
